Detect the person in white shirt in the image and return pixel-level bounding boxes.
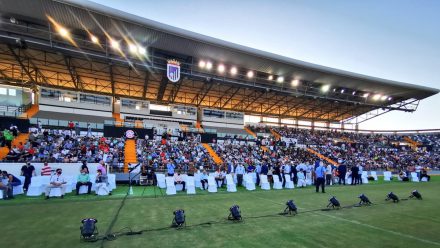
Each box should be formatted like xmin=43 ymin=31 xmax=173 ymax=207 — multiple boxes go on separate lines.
xmin=174 ymin=171 xmax=186 ymax=191
xmin=45 ymin=168 xmax=67 ymax=199
xmin=326 ymin=164 xmax=333 ymax=185
xmin=297 ymin=169 xmax=306 ymax=188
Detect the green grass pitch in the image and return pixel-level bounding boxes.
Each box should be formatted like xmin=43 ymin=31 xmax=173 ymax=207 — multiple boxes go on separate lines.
xmin=1 ymin=177 xmax=439 ymax=248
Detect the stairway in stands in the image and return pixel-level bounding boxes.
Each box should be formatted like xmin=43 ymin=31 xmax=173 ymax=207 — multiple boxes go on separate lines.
xmin=124 ymin=139 xmax=137 ymax=173
xmin=244 ymin=126 xmax=257 ymax=138
xmin=404 ymin=136 xmax=420 ymax=150
xmin=202 ymin=143 xmax=223 ymax=165
xmin=269 ymin=128 xmax=282 ymax=141
xmin=196 ymin=121 xmax=204 ymax=132
xmin=0 ymin=133 xmax=30 ymax=160
xmin=244 ymin=126 xmax=272 ymax=153
xmin=21 ymin=104 xmax=39 ymax=118
xmin=306 ymin=148 xmax=339 ymax=166
xmin=113 ymin=113 xmax=123 ymax=127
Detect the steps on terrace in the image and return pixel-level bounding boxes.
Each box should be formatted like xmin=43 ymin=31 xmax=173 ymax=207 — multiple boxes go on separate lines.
xmin=202 ymin=143 xmax=223 ymax=164
xmin=0 ymin=133 xmax=30 ymax=160
xmin=124 ymin=139 xmax=137 ymax=173
xmin=306 ymin=148 xmax=339 ymax=166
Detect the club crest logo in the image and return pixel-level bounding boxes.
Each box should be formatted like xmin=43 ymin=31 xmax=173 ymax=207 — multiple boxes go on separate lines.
xmin=167 ymin=59 xmax=180 ymax=82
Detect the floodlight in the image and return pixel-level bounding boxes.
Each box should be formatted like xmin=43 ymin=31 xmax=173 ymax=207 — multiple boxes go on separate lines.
xmin=385 ymin=192 xmax=399 ymax=203
xmin=230 ymin=67 xmax=237 ymax=75
xmin=358 ymin=194 xmax=372 ymax=205
xmin=268 ymin=75 xmax=273 ymax=80
xmin=321 ymin=85 xmax=330 ymax=93
xmin=172 ymin=209 xmax=185 ymax=228
xmin=138 ymin=45 xmax=146 ymax=55
xmin=110 ymin=39 xmax=120 ymax=49
xmin=80 ymin=218 xmax=98 ymax=241
xmin=327 ymin=196 xmax=341 ymax=209
xmin=90 ymin=35 xmax=99 ymax=44
xmin=277 ymin=76 xmax=284 ymax=83
xmin=228 ymin=205 xmax=242 ymax=221
xmin=206 ymin=61 xmax=213 ymax=70
xmin=372 ymin=94 xmax=381 ymax=101
xmin=199 ymin=60 xmax=206 ymax=68
xmin=247 ymin=71 xmax=254 ymax=78
xmin=59 ymin=27 xmax=69 ymax=38
xmin=128 ymin=43 xmax=137 ymax=53
xmin=284 ymin=200 xmax=298 ymax=215
xmin=409 ymin=190 xmax=422 ymax=200
xmin=218 ymin=64 xmax=225 ymax=73
xmin=291 ymin=79 xmax=299 ymax=86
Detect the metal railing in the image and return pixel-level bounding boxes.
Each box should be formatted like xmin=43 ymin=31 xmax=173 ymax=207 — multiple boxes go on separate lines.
xmin=30 ymin=118 xmax=104 ymax=130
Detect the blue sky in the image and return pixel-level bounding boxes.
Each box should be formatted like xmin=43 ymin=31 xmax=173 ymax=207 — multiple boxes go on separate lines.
xmin=92 ymin=0 xmax=440 ymax=130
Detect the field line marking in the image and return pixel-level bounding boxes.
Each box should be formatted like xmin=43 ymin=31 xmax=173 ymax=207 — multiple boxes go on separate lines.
xmin=316 ymin=212 xmax=440 ymax=246
xmin=254 ymin=195 xmax=440 ymax=246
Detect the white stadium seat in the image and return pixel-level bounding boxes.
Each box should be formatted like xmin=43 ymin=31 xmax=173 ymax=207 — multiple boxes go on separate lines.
xmin=207 ymin=176 xmax=217 ymax=193
xmin=186 ymin=176 xmax=196 ymax=195
xmin=410 ymin=172 xmax=419 ymax=182
xmin=284 ymin=174 xmax=295 ymax=189
xmin=272 ymin=175 xmax=283 ymax=189
xmin=165 ymin=177 xmax=176 ymax=195
xmin=383 ymin=171 xmax=392 ymax=181
xmin=156 ymin=174 xmax=166 ymax=189
xmin=226 ymin=174 xmax=237 ymax=192
xmin=370 ymin=171 xmax=378 ymax=181
xmin=361 ymin=171 xmax=369 ymax=184
xmin=260 ymin=175 xmax=270 ymax=190
xmin=26 ymin=176 xmax=43 ymax=196
xmin=244 ymin=174 xmax=256 ymax=191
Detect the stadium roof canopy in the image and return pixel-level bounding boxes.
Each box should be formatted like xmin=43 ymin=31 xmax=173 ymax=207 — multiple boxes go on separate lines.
xmin=0 ymin=0 xmax=438 ymax=124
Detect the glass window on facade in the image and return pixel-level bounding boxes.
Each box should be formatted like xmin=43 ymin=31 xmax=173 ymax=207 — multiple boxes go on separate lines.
xmin=203 ymin=109 xmax=225 ymax=118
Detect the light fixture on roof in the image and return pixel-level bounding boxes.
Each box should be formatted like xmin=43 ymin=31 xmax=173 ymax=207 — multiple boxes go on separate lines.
xmin=58 ymin=27 xmax=69 ymax=38
xmin=268 ymin=75 xmax=273 ymax=80
xmin=138 ymin=45 xmax=146 ymax=55
xmin=388 ymin=97 xmax=392 ymax=101
xmin=218 ymin=64 xmax=225 ymax=73
xmin=381 ymin=95 xmax=388 ymax=101
xmin=90 ymin=35 xmax=99 ymax=44
xmin=372 ymin=94 xmax=381 ymax=101
xmin=363 ymin=93 xmax=369 ymax=98
xmin=198 ymin=60 xmax=206 ymax=68
xmin=206 ymin=61 xmax=213 ymax=70
xmin=277 ymin=76 xmax=284 ymax=83
xmin=340 ymin=89 xmax=345 ymax=93
xmin=247 ymin=71 xmax=254 ymax=78
xmin=128 ymin=43 xmax=137 ymax=54
xmin=230 ymin=67 xmax=237 ymax=75
xmin=291 ymin=79 xmax=299 ymax=87
xmin=333 ymin=88 xmax=336 ymax=92
xmin=110 ymin=39 xmax=120 ymax=49
xmin=321 ymin=85 xmax=330 ymax=93
xmin=352 ymin=91 xmax=356 ymax=95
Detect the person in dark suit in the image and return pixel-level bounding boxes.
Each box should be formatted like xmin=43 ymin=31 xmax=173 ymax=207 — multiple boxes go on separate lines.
xmin=351 ymin=165 xmax=359 ymax=185
xmin=337 ymin=163 xmax=347 ymax=185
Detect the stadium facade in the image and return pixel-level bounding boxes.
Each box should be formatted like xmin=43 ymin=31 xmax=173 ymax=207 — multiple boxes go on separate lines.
xmin=0 ymin=0 xmax=438 ymax=131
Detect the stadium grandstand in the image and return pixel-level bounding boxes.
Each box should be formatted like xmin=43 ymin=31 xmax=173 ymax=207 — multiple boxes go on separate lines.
xmin=0 ymin=1 xmax=439 ymax=247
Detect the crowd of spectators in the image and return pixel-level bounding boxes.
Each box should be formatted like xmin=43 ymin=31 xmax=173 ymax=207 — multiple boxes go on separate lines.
xmin=136 ymin=133 xmax=215 ymax=173
xmin=1 ymin=128 xmax=125 ymax=166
